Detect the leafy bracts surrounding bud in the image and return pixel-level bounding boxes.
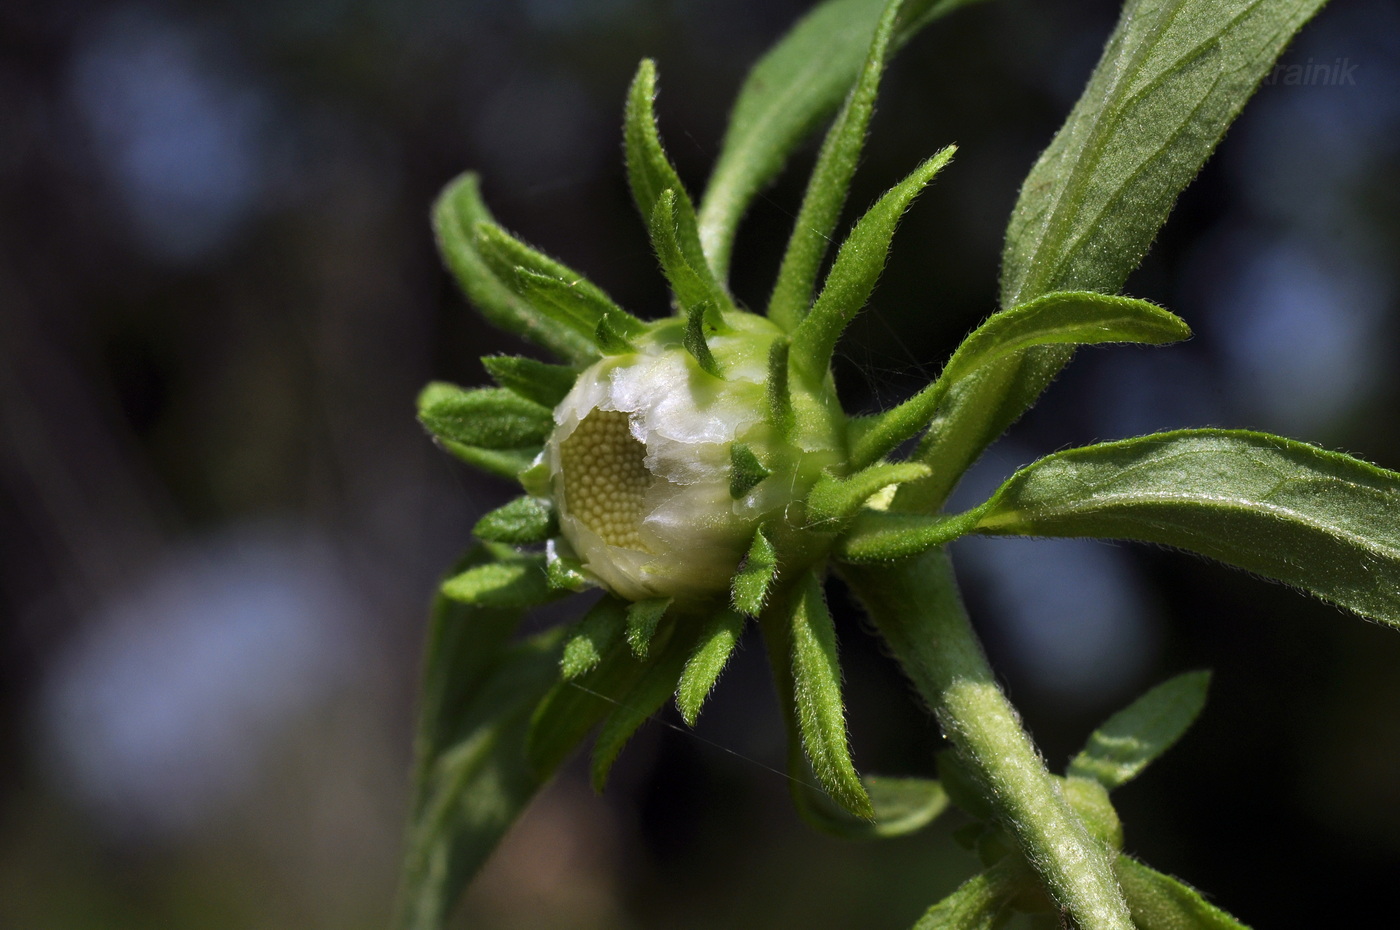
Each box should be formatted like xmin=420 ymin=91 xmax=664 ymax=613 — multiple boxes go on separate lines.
xmin=400 ymin=0 xmax=1397 ymax=927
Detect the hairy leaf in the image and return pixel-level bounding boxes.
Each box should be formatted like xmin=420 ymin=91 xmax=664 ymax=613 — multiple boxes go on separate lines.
xmin=807 ymin=462 xmax=932 ymax=526
xmin=1001 ymin=0 xmax=1329 ymax=307
xmin=440 ymin=555 xmax=554 ymax=609
xmin=852 ymin=292 xmax=1189 ymax=467
xmin=732 ymin=526 xmax=779 ymax=617
xmin=527 ymin=599 xmax=654 ymax=777
xmin=798 ymin=774 xmax=950 ymax=840
xmin=592 ymin=635 xmax=690 ymax=791
xmin=973 ymin=430 xmax=1400 ymax=628
xmin=683 ymin=300 xmax=722 ymax=377
xmin=1116 ymin=857 xmax=1252 ymax=930
xmin=410 ymin=548 xmax=528 ymax=804
xmin=439 ymin=441 xmax=538 ymax=482
xmin=560 ymin=596 xmax=629 ymax=680
xmin=767 ymin=0 xmax=905 ymax=330
xmin=474 ymin=221 xmax=642 ymax=347
xmin=766 ymin=338 xmax=795 ymax=437
xmin=939 ymin=294 xmax=1183 ymax=384
xmin=396 ymin=546 xmax=558 ymax=930
xmin=418 ymin=383 xmax=552 ymax=450
xmin=626 ymin=60 xmax=724 ymax=293
xmin=789 ymin=572 xmax=874 ymax=818
xmin=905 ymin=0 xmax=1327 ymax=512
xmin=697 ymin=0 xmax=984 ymax=279
xmin=676 ymin=608 xmax=747 ymax=725
xmin=396 ymin=631 xmax=561 ymax=930
xmin=473 ymin=496 xmax=556 ymax=545
xmin=730 ymin=442 xmax=772 ymax=499
xmin=651 ymin=190 xmax=733 ymax=315
xmin=433 ymin=174 xmax=597 ymax=363
xmin=545 ymin=547 xmax=593 ymax=592
xmin=1069 ymin=671 xmax=1211 ymax=789
xmin=912 ymin=864 xmax=1018 ymax=930
xmin=482 ymin=355 xmax=578 ymax=408
xmin=512 ymin=268 xmax=644 ymax=340
xmin=790 ymin=147 xmax=954 ymax=384
xmin=836 ymin=510 xmax=980 ymax=563
xmin=593 ymin=313 xmax=638 ymax=355
xmin=625 ymin=597 xmax=671 ymax=657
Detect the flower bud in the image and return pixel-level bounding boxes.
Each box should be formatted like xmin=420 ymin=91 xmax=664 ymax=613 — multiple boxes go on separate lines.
xmin=546 ymin=314 xmax=844 ymax=602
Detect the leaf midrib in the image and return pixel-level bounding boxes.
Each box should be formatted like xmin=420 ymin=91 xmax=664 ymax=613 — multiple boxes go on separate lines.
xmin=1007 ymin=0 xmax=1190 ymax=306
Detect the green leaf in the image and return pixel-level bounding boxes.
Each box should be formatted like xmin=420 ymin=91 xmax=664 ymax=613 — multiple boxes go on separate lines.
xmin=472 ymin=221 xmax=640 ymax=332
xmin=625 ymin=597 xmax=671 ymax=657
xmin=860 ymin=776 xmax=950 ymax=838
xmin=409 ymin=548 xmax=527 ymax=805
xmin=396 ymin=546 xmax=560 ymax=930
xmin=730 ymin=443 xmax=772 ymax=499
xmin=594 ymin=312 xmax=638 ymax=355
xmin=1001 ymin=0 xmax=1328 ymax=309
xmin=482 ymin=355 xmax=578 ymax=409
xmin=732 ymin=527 xmax=779 ymax=617
xmin=789 ymin=571 xmax=873 ymax=818
xmin=526 ymin=598 xmax=654 ymax=777
xmin=697 ymin=0 xmax=984 ymax=279
xmin=938 ymin=289 xmax=1192 ymax=392
xmin=676 ymin=608 xmax=747 ymax=725
xmin=1116 ymin=856 xmax=1252 ymax=930
xmin=433 ymin=173 xmax=597 ymax=363
xmin=418 ymin=383 xmax=552 ymax=450
xmin=625 ymin=60 xmax=723 ymax=292
xmin=836 ymin=510 xmax=979 ymax=563
xmin=473 ymin=496 xmax=556 ymax=545
xmin=911 ymin=864 xmax=1018 ymax=930
xmin=439 ymin=441 xmax=537 ymax=482
xmin=766 ymin=337 xmax=795 ymax=437
xmin=650 ymin=190 xmax=733 ymax=315
xmin=972 ymin=430 xmax=1400 ymax=629
xmin=807 ymin=461 xmax=932 ymax=526
xmin=683 ymin=300 xmax=722 ymax=377
xmin=851 ymin=292 xmax=1190 ymax=467
xmin=440 ymin=555 xmax=554 ymax=609
xmin=797 ymin=774 xmax=950 ymax=840
xmin=767 ymin=0 xmax=905 ymax=330
xmin=905 ymin=0 xmax=1327 ymax=513
xmin=512 ymin=268 xmax=645 ymax=343
xmin=395 ymin=630 xmax=562 ymax=930
xmin=790 ymin=147 xmax=955 ymax=384
xmin=1069 ymin=671 xmax=1211 ymax=790
xmin=561 ymin=596 xmax=629 ymax=680
xmin=592 ymin=634 xmax=691 ymax=792
xmin=545 ymin=548 xmax=593 ymax=592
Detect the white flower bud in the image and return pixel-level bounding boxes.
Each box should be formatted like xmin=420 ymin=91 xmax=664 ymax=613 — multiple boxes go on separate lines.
xmin=546 ymin=317 xmax=842 ymax=602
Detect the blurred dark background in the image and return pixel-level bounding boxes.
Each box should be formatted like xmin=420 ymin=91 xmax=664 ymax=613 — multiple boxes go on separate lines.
xmin=3 ymin=0 xmax=1399 ymax=926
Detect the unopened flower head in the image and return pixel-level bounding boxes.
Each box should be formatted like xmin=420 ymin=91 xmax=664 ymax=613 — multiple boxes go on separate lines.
xmin=545 ymin=314 xmax=843 ymax=602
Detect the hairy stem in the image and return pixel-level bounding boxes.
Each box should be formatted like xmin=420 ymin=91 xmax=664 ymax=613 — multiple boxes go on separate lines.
xmin=840 ymin=550 xmax=1133 ymax=930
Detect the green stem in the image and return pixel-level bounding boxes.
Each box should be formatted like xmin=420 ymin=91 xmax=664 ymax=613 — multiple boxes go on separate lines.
xmin=839 ymin=550 xmax=1133 ymax=930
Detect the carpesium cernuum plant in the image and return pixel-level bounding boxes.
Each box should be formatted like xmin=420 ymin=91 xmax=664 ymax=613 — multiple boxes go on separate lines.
xmin=398 ymin=0 xmax=1400 ymax=927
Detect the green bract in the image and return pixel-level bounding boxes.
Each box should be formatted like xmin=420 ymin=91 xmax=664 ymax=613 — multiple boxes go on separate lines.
xmin=399 ymin=0 xmax=1400 ymax=927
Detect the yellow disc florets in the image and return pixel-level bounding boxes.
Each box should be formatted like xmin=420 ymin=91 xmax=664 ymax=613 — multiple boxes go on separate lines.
xmin=559 ymin=409 xmax=651 ymax=551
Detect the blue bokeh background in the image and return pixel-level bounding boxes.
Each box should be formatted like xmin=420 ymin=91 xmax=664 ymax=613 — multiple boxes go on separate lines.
xmin=3 ymin=0 xmax=1399 ymax=926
